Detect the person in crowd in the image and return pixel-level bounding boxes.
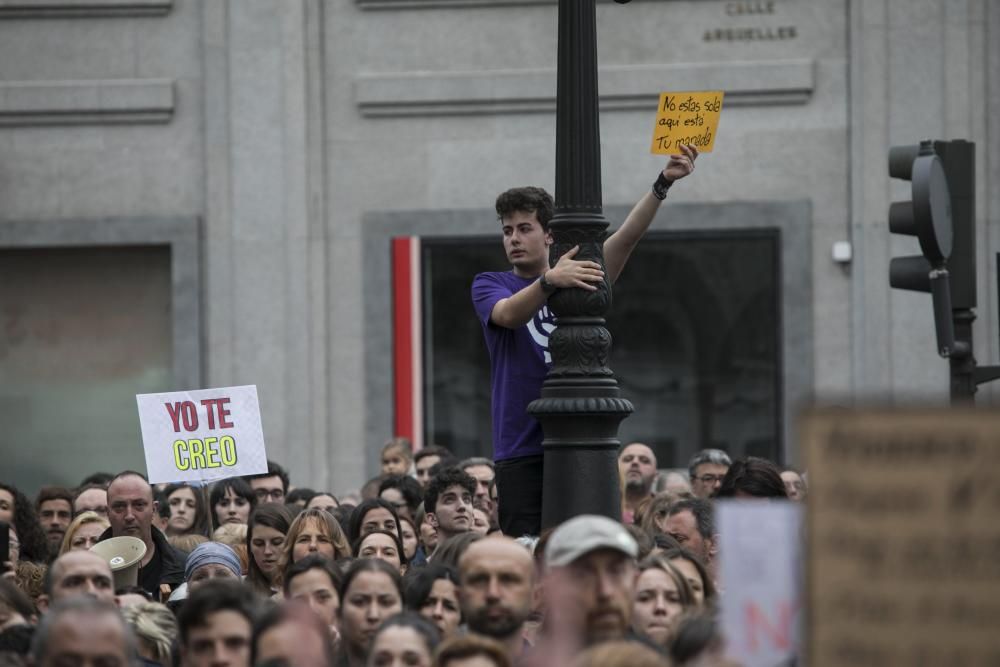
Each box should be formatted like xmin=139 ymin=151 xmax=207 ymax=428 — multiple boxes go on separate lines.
xmin=58 ymin=510 xmax=109 ymax=556
xmin=413 ymin=445 xmax=454 ymax=489
xmin=662 ymin=498 xmax=718 ymax=584
xmin=71 ymin=483 xmax=109 ymax=518
xmin=283 ymin=555 xmax=342 ymax=641
xmin=403 ymin=564 xmax=462 ymax=639
xmin=669 ymin=609 xmax=726 ymax=666
xmin=354 ymin=530 xmax=407 ymax=574
xmin=246 ymin=504 xmax=296 ymax=595
xmin=336 ymin=558 xmax=405 ymax=667
xmin=687 ymin=449 xmax=731 ymax=499
xmin=34 ymin=487 xmax=73 ymax=559
xmin=278 ymin=508 xmax=351 ymax=585
xmin=184 ymin=542 xmax=242 ymax=593
xmin=307 ymin=491 xmax=340 ymax=515
xmin=457 ymin=535 xmax=534 ymax=659
xmin=544 ymin=514 xmax=643 ymax=649
xmin=433 ymin=635 xmax=512 ymax=667
xmin=457 ymin=458 xmax=495 ymax=516
xmin=630 ymin=555 xmax=695 ymax=651
xmin=170 ymin=533 xmax=210 ymax=557
xmin=654 ymin=470 xmax=692 ymax=496
xmin=781 ymin=467 xmax=807 ymax=501
xmin=29 ymin=597 xmax=132 ymax=667
xmin=286 ymin=487 xmax=317 ymax=508
xmin=715 ymin=457 xmax=789 ymax=499
xmin=116 ymin=585 xmax=153 ymax=608
xmin=244 ymin=459 xmax=290 ymax=506
xmin=415 ymin=505 xmax=439 ymax=557
xmin=0 ymin=484 xmax=48 ymax=564
xmin=380 ymin=438 xmax=414 ymax=476
xmin=378 ymin=476 xmax=423 ymax=523
xmin=348 ymin=499 xmax=404 ymax=547
xmin=618 ymin=443 xmax=658 ymax=525
xmin=472 ymin=509 xmax=491 ymax=535
xmin=429 ymin=533 xmax=482 ymax=571
xmin=424 ymin=468 xmax=475 ymax=544
xmin=209 ymin=478 xmax=257 ymax=531
xmin=398 ymin=515 xmax=422 ymax=565
xmin=176 ymin=579 xmax=256 ymax=667
xmin=163 ymin=483 xmax=211 ymax=538
xmin=366 ymin=612 xmax=440 ymax=667
xmin=253 ymin=601 xmax=337 ymax=667
xmin=660 ymin=547 xmax=715 ymax=607
xmin=121 ymin=600 xmax=177 ymax=666
xmin=572 ymin=640 xmax=668 ymax=667
xmin=99 ymin=471 xmax=186 ymax=601
xmin=472 ymin=149 xmax=697 ymax=537
xmin=0 ymin=578 xmax=35 ymax=630
xmin=637 ymin=494 xmax=680 ymax=539
xmin=36 ymin=550 xmax=116 ymax=611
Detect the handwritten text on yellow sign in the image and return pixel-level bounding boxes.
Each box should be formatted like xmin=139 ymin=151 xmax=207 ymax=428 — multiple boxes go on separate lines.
xmin=650 ymin=91 xmax=724 ymax=155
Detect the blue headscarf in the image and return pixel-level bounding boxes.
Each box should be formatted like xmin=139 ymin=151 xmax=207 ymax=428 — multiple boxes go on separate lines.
xmin=184 ymin=542 xmax=242 ymax=582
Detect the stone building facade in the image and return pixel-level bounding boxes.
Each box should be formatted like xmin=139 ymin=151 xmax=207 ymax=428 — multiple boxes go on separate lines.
xmin=1 ymin=0 xmax=997 ymax=493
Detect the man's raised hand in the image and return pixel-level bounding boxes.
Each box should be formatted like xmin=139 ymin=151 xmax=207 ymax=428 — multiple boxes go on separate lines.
xmin=664 ymin=143 xmax=698 ymax=182
xmin=546 ymin=245 xmax=604 ymax=292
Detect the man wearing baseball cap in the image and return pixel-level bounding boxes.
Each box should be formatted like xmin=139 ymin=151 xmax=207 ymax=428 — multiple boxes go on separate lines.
xmin=544 ymin=514 xmax=643 ymax=648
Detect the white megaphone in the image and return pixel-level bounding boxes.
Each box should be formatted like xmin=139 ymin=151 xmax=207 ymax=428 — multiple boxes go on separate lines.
xmin=90 ymin=537 xmax=147 ymax=589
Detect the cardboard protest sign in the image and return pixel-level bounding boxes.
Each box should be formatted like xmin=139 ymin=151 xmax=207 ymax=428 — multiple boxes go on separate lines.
xmin=650 ymin=91 xmax=724 ymax=155
xmin=718 ymin=501 xmax=803 ymax=667
xmin=136 ymin=385 xmax=268 ymax=484
xmin=803 ymin=409 xmax=1000 ymax=666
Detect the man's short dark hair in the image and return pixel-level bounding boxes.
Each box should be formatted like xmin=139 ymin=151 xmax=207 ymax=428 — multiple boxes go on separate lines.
xmin=495 ymin=187 xmax=554 ymax=231
xmin=378 ymin=475 xmax=424 ymax=514
xmin=244 ymin=459 xmax=290 ymax=493
xmin=78 ymin=472 xmax=113 ymax=488
xmin=35 ymin=486 xmax=73 ymax=509
xmin=177 ymin=579 xmax=259 ymax=646
xmin=667 ymin=498 xmax=715 ymax=540
xmin=282 ymin=554 xmax=343 ymax=597
xmin=414 ymin=445 xmax=453 ymax=465
xmin=715 ymin=457 xmax=788 ymax=499
xmin=31 ymin=597 xmax=134 ymax=664
xmin=286 ymin=488 xmax=316 ymax=506
xmin=424 ymin=467 xmax=476 ymax=515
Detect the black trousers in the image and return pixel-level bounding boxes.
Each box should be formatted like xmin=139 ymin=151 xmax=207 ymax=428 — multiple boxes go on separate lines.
xmin=495 ymin=454 xmax=543 ymax=538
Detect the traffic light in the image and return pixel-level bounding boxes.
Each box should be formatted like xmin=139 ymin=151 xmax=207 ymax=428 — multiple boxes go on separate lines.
xmin=887 ymin=140 xmax=965 ymax=358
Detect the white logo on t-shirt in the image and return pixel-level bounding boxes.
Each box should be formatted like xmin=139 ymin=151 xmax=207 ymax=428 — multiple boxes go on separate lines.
xmin=527 ymin=305 xmax=556 ymax=364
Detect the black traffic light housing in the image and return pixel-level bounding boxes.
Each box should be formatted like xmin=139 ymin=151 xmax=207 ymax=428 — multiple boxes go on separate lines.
xmin=888 ymin=140 xmax=965 ymax=358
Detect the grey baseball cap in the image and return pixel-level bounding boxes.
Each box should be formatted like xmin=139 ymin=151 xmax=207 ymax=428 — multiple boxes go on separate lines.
xmin=545 ymin=514 xmax=638 ymax=568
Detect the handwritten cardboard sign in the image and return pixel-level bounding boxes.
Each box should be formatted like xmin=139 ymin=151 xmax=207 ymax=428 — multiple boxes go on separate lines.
xmin=136 ymin=385 xmax=268 ymax=484
xmin=803 ymin=409 xmax=1000 ymax=666
xmin=718 ymin=501 xmax=803 ymax=667
xmin=650 ymin=91 xmax=724 ymax=155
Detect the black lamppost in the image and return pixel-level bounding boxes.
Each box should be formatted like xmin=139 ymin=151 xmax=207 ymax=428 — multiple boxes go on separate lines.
xmin=529 ymin=0 xmax=633 ymax=529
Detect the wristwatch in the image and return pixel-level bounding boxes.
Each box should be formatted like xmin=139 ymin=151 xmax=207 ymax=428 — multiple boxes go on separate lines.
xmin=539 ymin=271 xmax=557 ymax=295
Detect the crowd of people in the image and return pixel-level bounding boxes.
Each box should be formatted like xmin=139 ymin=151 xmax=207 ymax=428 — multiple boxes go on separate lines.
xmin=0 ymin=439 xmax=806 ymax=666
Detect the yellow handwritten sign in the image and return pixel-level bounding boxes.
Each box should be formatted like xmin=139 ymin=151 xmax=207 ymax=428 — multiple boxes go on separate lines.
xmin=650 ymin=91 xmax=724 ymax=154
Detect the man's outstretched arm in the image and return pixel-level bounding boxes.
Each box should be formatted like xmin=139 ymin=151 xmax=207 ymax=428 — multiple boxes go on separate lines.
xmin=603 ymin=144 xmax=698 ymax=284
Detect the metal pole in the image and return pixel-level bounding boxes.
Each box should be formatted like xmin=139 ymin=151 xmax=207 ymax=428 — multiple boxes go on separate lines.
xmin=530 ymin=0 xmax=632 ymax=529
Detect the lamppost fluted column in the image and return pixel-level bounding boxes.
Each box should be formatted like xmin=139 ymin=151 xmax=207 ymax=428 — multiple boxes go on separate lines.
xmin=529 ymin=0 xmax=633 ymax=530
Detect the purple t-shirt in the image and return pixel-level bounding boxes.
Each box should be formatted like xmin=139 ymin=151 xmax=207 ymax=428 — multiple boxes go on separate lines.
xmin=471 ymin=271 xmax=556 ymax=461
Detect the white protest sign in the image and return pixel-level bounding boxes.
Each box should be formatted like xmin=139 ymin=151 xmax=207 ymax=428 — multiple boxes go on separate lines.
xmin=718 ymin=501 xmax=803 ymax=667
xmin=136 ymin=385 xmax=268 ymax=484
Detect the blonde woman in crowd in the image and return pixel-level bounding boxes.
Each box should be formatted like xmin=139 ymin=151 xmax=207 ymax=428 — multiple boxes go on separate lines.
xmin=57 ymin=511 xmax=109 ymax=556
